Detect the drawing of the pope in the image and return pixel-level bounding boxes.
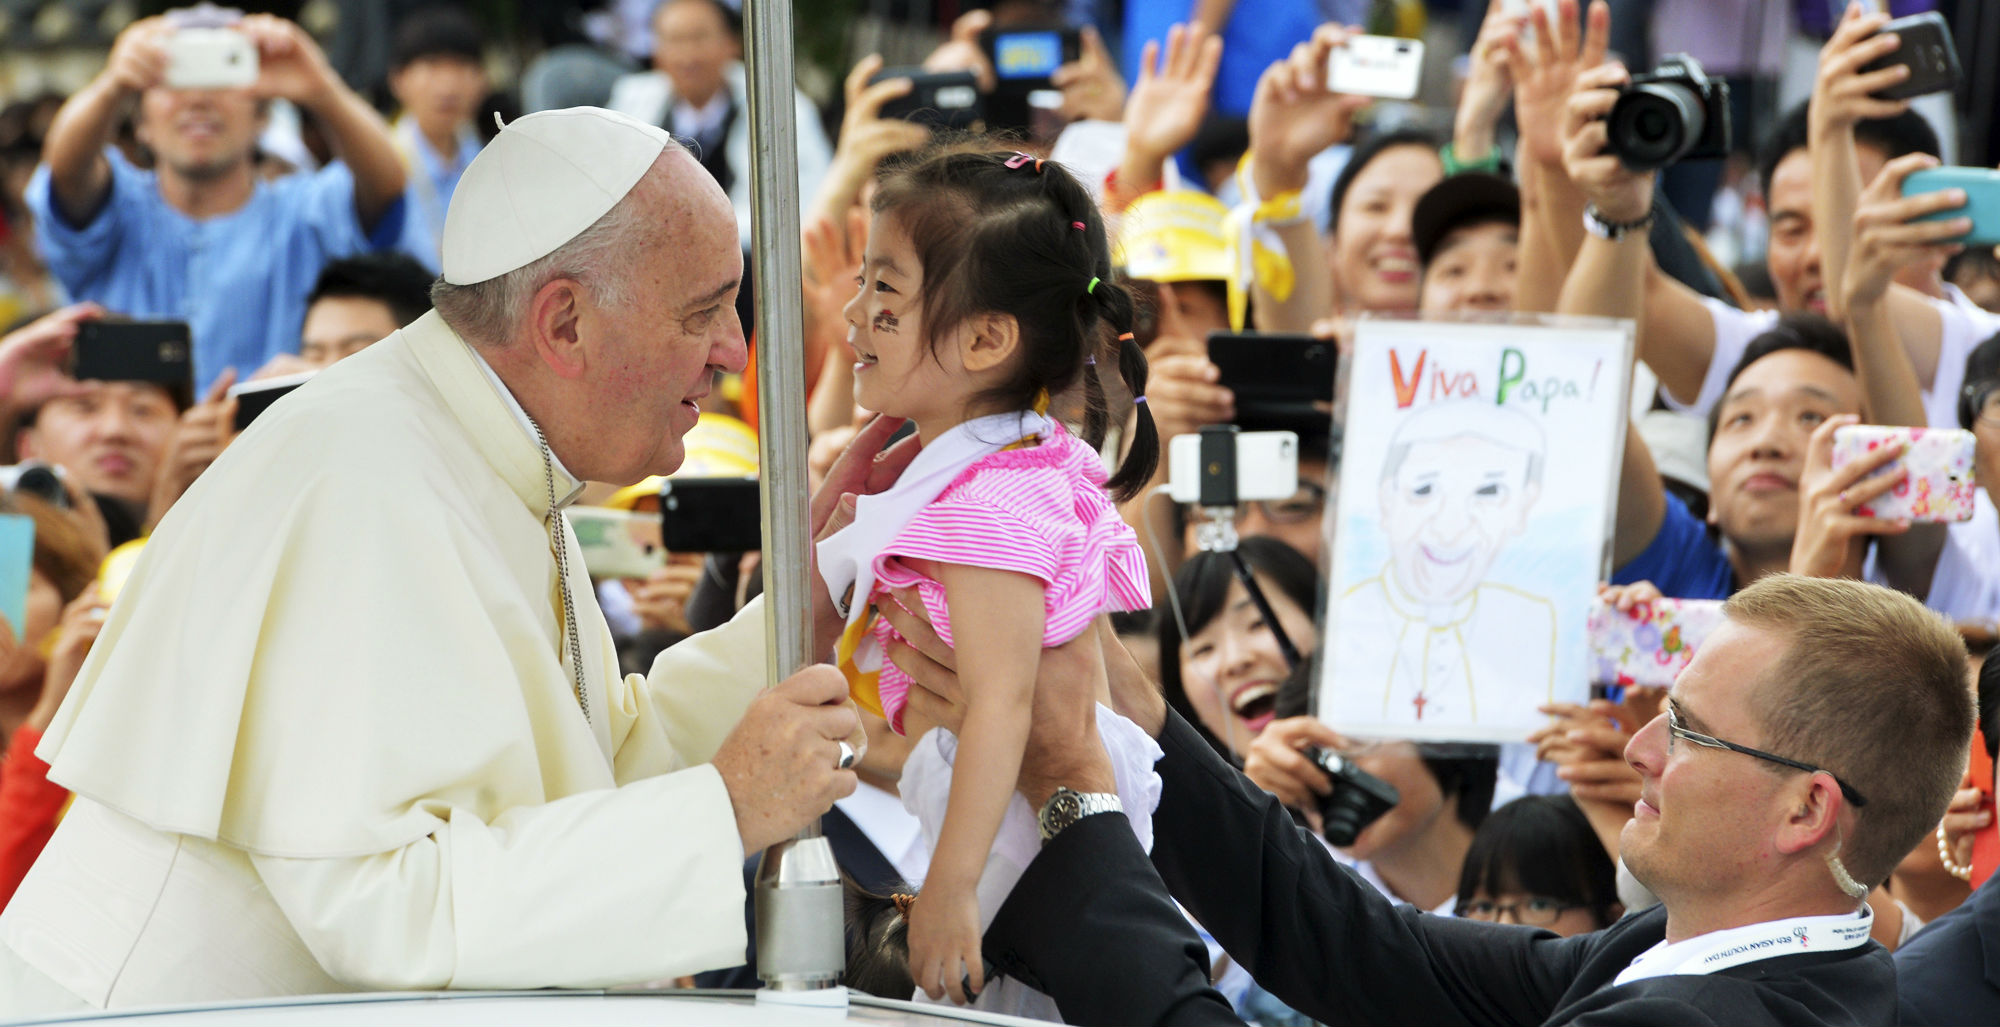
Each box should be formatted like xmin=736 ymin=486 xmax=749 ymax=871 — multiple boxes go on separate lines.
xmin=1337 ymin=400 xmax=1556 ymax=725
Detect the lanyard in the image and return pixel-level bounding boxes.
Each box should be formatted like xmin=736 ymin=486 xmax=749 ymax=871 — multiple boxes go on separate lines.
xmin=1612 ymin=908 xmax=1874 ymax=986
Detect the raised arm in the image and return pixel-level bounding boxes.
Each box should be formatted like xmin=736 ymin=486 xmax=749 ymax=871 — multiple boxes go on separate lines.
xmin=1509 ymin=0 xmax=1609 ymax=313
xmin=1245 ymin=24 xmax=1369 ymax=332
xmin=1557 ymin=63 xmax=1666 ymax=567
xmin=1108 ymin=23 xmax=1221 ymax=212
xmin=1809 ymin=4 xmax=1907 ymax=326
xmin=42 ymin=18 xmax=171 ymax=224
xmin=805 ymin=56 xmax=929 ymax=231
xmin=239 ymin=16 xmax=405 ymax=231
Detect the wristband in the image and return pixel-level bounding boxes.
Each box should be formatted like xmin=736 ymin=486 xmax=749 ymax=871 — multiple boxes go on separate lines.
xmin=1583 ymin=202 xmax=1657 ymax=241
xmin=1440 ymin=141 xmax=1505 ymax=177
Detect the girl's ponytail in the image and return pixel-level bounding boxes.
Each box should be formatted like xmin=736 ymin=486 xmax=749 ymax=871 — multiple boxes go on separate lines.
xmin=1093 ymin=278 xmax=1158 ymax=503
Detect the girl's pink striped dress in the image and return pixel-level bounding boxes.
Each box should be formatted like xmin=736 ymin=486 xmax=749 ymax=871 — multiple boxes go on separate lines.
xmin=857 ymin=420 xmax=1151 ymax=734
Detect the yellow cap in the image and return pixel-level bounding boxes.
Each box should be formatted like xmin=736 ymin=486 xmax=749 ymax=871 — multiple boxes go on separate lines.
xmin=602 ymin=412 xmax=760 ymax=510
xmin=1116 ymin=189 xmax=1233 ymax=283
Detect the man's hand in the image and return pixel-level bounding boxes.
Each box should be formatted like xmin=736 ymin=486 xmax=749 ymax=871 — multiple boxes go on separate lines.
xmin=0 ymin=303 xmax=100 ymax=417
xmin=1512 ymin=0 xmax=1610 ymax=169
xmin=239 ymin=15 xmax=342 ymax=110
xmin=807 ymin=414 xmax=921 ymax=655
xmin=888 ymin=590 xmax=1117 ymax=807
xmin=1119 ymin=23 xmax=1221 ymax=164
xmin=1845 ymin=153 xmax=1967 ymax=311
xmin=1247 ymin=23 xmax=1372 ymax=199
xmin=624 ymin=557 xmax=704 ymax=636
xmin=711 ymin=665 xmax=860 ymax=855
xmin=1242 ymin=716 xmax=1340 ymax=828
xmin=146 ymin=369 xmax=239 ymax=532
xmin=104 ymin=17 xmax=171 ymax=95
xmin=1052 ymin=26 xmax=1127 ymax=123
xmin=1561 ymin=62 xmax=1652 ymax=222
xmin=817 ymin=55 xmax=931 ymax=221
xmin=27 ymin=587 xmax=109 ymax=734
xmin=1453 ymin=0 xmax=1525 ymax=165
xmin=923 ymin=9 xmax=997 ymax=94
xmin=1808 ymin=5 xmax=1909 ymax=141
xmin=1789 ymin=414 xmax=1911 ymax=579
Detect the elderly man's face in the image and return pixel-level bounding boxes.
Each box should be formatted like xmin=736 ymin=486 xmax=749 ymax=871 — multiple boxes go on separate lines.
xmin=1379 ymin=434 xmax=1537 ymax=606
xmin=1622 ymin=619 xmax=1802 ymax=904
xmin=584 ymin=173 xmax=746 ymax=484
xmin=654 ymin=0 xmax=738 ymax=108
xmin=137 ymin=86 xmax=263 ymax=182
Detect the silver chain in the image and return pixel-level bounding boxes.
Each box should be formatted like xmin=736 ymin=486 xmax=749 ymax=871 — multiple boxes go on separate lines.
xmin=529 ymin=417 xmax=590 ymax=726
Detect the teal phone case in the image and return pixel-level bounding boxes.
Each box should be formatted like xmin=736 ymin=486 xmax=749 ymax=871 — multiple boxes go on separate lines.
xmin=0 ymin=514 xmax=34 ymax=641
xmin=1903 ymin=167 xmax=2000 ymax=247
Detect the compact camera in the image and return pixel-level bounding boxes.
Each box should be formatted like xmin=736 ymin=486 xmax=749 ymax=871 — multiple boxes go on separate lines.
xmin=0 ymin=461 xmax=70 ymax=510
xmin=1300 ymin=745 xmax=1400 ymax=848
xmin=163 ymin=27 xmax=259 ymax=91
xmin=1607 ymin=54 xmax=1731 ymax=172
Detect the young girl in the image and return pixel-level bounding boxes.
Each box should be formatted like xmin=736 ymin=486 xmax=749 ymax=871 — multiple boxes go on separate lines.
xmin=817 ymin=149 xmax=1160 ymax=1013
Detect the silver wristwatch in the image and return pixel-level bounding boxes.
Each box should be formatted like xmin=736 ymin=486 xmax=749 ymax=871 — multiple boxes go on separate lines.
xmin=1037 ymin=787 xmax=1123 ymax=842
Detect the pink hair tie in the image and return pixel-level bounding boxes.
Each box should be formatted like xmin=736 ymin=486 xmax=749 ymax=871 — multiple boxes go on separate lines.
xmin=1005 ymin=152 xmax=1044 ymax=172
xmin=1071 ymin=221 xmax=1086 ymax=231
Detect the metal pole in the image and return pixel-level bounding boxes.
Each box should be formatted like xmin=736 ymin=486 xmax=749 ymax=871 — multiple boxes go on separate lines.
xmin=742 ymin=0 xmax=845 ymax=996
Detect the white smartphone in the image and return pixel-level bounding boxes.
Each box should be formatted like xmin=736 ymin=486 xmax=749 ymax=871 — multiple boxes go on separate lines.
xmin=1167 ymin=430 xmax=1299 ymax=505
xmin=1327 ymin=35 xmax=1425 ymax=100
xmin=565 ymin=507 xmax=667 ymax=580
xmin=164 ymin=27 xmax=259 ymax=90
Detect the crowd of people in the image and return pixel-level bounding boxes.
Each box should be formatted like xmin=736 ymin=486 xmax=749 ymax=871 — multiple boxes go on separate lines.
xmin=0 ymin=0 xmax=1995 ymax=1024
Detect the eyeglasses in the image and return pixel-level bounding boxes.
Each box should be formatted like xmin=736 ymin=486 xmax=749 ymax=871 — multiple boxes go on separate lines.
xmin=1455 ymin=896 xmax=1580 ymax=927
xmin=1235 ymin=481 xmax=1327 ymax=526
xmin=1665 ymin=702 xmax=1868 ymax=808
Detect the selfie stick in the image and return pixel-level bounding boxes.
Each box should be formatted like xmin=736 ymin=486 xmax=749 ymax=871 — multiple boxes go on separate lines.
xmin=1192 ymin=426 xmax=1304 ymax=671
xmin=744 ymin=0 xmax=844 ymax=999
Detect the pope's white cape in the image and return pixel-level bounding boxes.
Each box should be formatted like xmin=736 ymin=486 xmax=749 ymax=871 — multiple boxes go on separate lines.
xmin=1 ymin=311 xmax=765 ymax=1004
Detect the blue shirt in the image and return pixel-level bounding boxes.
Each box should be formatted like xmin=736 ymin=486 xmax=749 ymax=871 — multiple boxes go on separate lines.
xmin=1611 ymin=491 xmax=1735 ymax=601
xmin=27 ymin=149 xmax=404 ymax=393
xmin=395 ymin=119 xmax=480 ymax=273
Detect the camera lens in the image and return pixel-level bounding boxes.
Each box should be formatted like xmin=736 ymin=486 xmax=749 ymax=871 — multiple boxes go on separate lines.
xmin=1608 ymin=82 xmax=1707 ymax=172
xmin=11 ymin=464 xmax=67 ymax=509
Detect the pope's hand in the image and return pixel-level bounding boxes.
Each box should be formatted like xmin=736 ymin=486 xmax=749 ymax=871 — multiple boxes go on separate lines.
xmin=712 ymin=665 xmax=859 ymax=855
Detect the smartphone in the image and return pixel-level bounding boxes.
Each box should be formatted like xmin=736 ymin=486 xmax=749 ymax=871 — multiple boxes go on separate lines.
xmin=869 ymin=68 xmax=984 ymax=131
xmin=164 ymin=27 xmax=259 ymax=90
xmin=1167 ymin=428 xmax=1299 ymax=505
xmin=0 ymin=513 xmax=32 ymax=642
xmin=1903 ymin=166 xmax=2000 ymax=247
xmin=1208 ymin=332 xmax=1337 ymax=435
xmin=1587 ymin=595 xmax=1725 ymax=690
xmin=72 ymin=320 xmax=193 ymax=401
xmin=1830 ymin=424 xmax=1978 ymax=523
xmin=981 ymin=24 xmax=1081 ymax=90
xmin=658 ymin=476 xmax=762 ymax=552
xmin=566 ymin=506 xmax=667 ymax=579
xmin=1326 ymin=35 xmax=1426 ymax=101
xmin=228 ymin=370 xmax=316 ymax=433
xmin=1861 ymin=12 xmax=1961 ymax=101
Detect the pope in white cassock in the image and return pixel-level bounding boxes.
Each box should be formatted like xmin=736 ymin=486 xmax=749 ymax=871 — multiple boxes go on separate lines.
xmin=0 ymin=107 xmax=890 ymax=1013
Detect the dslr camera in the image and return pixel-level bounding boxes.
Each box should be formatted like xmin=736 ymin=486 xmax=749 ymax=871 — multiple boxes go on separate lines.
xmin=1607 ymin=53 xmax=1731 ymax=172
xmin=1300 ymin=745 xmax=1400 ymax=847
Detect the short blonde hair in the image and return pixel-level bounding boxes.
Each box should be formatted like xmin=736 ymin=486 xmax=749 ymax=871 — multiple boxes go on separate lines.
xmin=1725 ymin=574 xmax=1972 ymax=886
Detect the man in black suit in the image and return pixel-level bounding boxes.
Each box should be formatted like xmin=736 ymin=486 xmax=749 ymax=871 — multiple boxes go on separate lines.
xmin=890 ymin=574 xmax=1972 ymax=1025
xmin=1895 ymin=657 xmax=2000 ymax=1026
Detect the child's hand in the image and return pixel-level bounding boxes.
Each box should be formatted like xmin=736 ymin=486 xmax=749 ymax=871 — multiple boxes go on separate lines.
xmin=907 ymin=887 xmax=984 ymax=1004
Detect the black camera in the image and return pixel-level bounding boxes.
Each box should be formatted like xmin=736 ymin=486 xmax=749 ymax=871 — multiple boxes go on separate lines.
xmin=0 ymin=461 xmax=70 ymax=510
xmin=1607 ymin=53 xmax=1731 ymax=172
xmin=1301 ymin=746 xmax=1400 ymax=847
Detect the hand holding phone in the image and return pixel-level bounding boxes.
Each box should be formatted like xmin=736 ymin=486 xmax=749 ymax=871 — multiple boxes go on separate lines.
xmin=980 ymin=24 xmax=1082 ymax=91
xmin=1830 ymin=424 xmax=1978 ymax=523
xmin=1860 ymin=12 xmax=1961 ymax=100
xmin=868 ymin=67 xmax=984 ymax=131
xmin=1207 ymin=332 xmax=1336 ymax=436
xmin=1903 ymin=166 xmax=2000 ymax=247
xmin=1587 ymin=594 xmax=1725 ymax=689
xmin=163 ymin=26 xmax=258 ymax=90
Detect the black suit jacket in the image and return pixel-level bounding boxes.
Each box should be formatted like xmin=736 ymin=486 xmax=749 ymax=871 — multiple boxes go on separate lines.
xmin=985 ymin=710 xmax=1897 ymax=1027
xmin=1896 ymin=871 xmax=2000 ymax=1025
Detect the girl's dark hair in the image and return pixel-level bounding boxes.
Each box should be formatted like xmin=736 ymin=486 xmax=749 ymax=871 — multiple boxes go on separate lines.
xmin=1327 ymin=128 xmax=1442 ymax=234
xmin=1455 ymin=794 xmax=1622 ymax=928
xmin=871 ymin=149 xmax=1158 ymax=500
xmin=1157 ymin=536 xmax=1321 ymax=757
xmin=1960 ymin=330 xmax=2000 ymax=431
xmin=844 ymin=879 xmax=916 ymax=999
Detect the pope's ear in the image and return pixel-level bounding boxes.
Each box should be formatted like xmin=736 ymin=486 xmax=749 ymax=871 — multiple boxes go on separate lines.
xmin=526 ymin=277 xmax=589 ymax=379
xmin=959 ymin=312 xmax=1020 ymax=374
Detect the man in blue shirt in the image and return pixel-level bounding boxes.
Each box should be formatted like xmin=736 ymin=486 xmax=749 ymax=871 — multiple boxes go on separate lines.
xmin=28 ymin=12 xmax=406 ymax=392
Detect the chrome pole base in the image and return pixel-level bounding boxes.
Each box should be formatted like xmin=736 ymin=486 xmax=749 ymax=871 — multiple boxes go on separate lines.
xmin=754 ymin=832 xmax=845 ymax=992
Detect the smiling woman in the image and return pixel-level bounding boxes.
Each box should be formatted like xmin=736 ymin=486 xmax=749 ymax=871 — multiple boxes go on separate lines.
xmin=1158 ymin=536 xmax=1321 ymax=760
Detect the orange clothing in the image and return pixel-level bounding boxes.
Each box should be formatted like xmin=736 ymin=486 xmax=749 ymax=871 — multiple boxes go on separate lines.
xmin=0 ymin=725 xmax=67 ymax=911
